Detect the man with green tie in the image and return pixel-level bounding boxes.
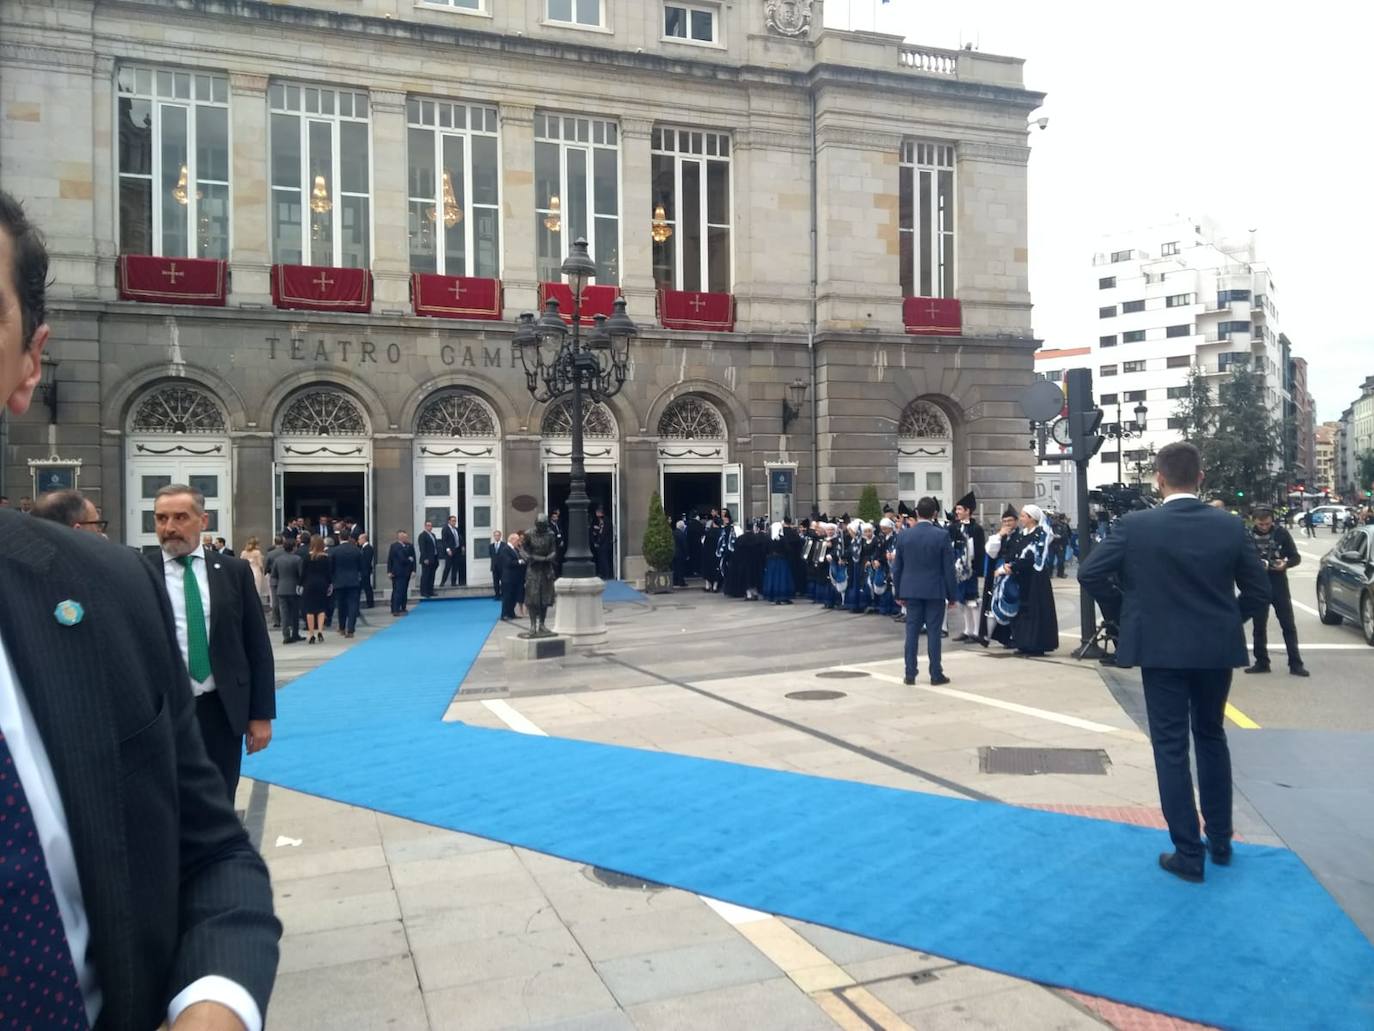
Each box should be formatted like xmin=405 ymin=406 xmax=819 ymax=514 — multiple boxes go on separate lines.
xmin=152 ymin=484 xmax=276 ymax=805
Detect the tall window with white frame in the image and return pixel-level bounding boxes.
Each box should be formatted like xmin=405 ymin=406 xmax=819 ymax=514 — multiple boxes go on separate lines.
xmin=651 ymin=127 xmax=731 ymax=293
xmin=116 ymin=65 xmax=230 ymax=259
xmin=898 ymin=141 xmax=956 ymax=298
xmin=663 ymin=3 xmax=719 ymax=44
xmin=534 ymin=113 xmax=619 ymax=284
xmin=407 ymin=99 xmax=501 ymax=278
xmin=546 ymin=0 xmax=601 ymax=26
xmin=269 ymin=82 xmax=371 ymax=268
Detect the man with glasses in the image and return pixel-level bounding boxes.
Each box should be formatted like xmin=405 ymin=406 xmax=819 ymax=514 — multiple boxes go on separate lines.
xmin=30 ymin=488 xmax=107 ymax=535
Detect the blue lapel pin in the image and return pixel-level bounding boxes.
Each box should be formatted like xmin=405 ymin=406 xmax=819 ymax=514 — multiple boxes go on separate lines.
xmin=54 ymin=599 xmax=85 ymax=627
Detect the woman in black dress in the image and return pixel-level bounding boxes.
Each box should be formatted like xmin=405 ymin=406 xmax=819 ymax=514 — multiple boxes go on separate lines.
xmin=993 ymin=504 xmax=1059 ymax=656
xmin=300 ymin=533 xmax=334 ymax=643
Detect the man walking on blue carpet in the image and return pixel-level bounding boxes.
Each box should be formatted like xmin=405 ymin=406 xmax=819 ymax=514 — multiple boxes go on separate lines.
xmin=1079 ymin=442 xmax=1270 ymax=882
xmin=891 ymin=495 xmax=958 ymax=686
xmin=388 ymin=530 xmax=416 ymax=615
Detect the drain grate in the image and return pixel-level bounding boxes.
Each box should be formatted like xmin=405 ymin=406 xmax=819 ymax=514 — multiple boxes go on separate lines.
xmin=585 ymin=866 xmax=665 ymax=891
xmin=816 ymin=670 xmax=870 ymax=680
xmin=785 ymin=689 xmax=847 ymax=701
xmin=979 ymin=746 xmax=1111 ymax=776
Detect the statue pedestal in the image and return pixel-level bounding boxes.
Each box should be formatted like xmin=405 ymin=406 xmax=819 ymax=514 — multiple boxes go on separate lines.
xmin=550 ymin=576 xmax=607 ymax=647
xmin=502 ymin=634 xmax=567 ymax=662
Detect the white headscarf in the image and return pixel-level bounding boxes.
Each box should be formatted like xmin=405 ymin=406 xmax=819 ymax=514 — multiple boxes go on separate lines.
xmin=1021 ymin=504 xmax=1045 ymax=526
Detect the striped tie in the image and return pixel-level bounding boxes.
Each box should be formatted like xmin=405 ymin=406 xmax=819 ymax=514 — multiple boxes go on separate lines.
xmin=178 ymin=555 xmax=212 ymax=683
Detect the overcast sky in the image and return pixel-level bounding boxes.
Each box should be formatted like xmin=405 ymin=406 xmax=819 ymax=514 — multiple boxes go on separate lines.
xmin=826 ymin=0 xmax=1373 ymax=421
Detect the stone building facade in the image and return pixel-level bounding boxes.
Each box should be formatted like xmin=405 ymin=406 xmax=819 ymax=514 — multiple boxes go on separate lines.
xmin=1 ymin=0 xmax=1043 ymax=582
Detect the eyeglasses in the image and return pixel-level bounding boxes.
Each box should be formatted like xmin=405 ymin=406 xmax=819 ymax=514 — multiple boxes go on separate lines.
xmin=78 ymin=520 xmax=109 ymax=531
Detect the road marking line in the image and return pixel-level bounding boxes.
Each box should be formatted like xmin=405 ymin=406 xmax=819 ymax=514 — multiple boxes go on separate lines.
xmin=849 ymin=667 xmax=1145 ymax=740
xmin=481 ymin=699 xmax=547 ymax=736
xmin=1225 ymin=703 xmax=1261 ymax=730
xmin=1290 ymin=643 xmax=1368 ymax=650
xmin=1290 ymin=599 xmax=1321 ymax=618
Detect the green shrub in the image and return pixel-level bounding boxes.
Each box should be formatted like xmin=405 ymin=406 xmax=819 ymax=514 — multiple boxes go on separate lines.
xmin=642 ymin=491 xmax=676 ymax=572
xmin=857 ymin=484 xmax=882 ymax=524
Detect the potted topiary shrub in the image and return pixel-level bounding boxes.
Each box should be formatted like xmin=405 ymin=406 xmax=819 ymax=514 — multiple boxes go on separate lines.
xmin=857 ymin=484 xmax=883 ymax=524
xmin=641 ymin=491 xmax=676 ymax=593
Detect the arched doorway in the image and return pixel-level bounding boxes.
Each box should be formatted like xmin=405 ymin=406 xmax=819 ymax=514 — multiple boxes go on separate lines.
xmin=124 ymin=383 xmax=232 ymax=553
xmin=541 ymin=397 xmax=620 ymax=577
xmin=897 ymin=399 xmax=955 ymax=511
xmin=413 ymin=390 xmax=502 ymax=586
xmin=656 ymin=394 xmax=738 ymax=520
xmin=273 ymin=387 xmax=373 ymax=534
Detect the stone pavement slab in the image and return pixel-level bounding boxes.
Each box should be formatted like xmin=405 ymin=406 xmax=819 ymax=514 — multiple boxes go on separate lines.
xmin=624 ymin=977 xmax=839 ymax=1031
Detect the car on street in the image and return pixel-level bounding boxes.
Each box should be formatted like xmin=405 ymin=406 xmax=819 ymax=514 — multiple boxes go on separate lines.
xmin=1316 ymin=525 xmax=1374 ymax=645
xmin=1308 ymin=504 xmax=1356 ymax=527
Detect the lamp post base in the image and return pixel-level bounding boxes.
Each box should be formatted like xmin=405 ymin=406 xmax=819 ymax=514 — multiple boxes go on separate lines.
xmin=551 ymin=576 xmax=608 ymax=647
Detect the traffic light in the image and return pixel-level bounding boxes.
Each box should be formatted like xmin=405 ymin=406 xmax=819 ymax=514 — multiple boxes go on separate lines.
xmin=1237 ymin=489 xmax=1245 ymax=499
xmin=1073 ymin=407 xmax=1106 ymax=460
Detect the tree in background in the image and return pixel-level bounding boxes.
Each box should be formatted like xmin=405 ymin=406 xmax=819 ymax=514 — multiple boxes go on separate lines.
xmin=1357 ymin=451 xmax=1374 ymax=501
xmin=857 ymin=485 xmax=882 ymax=524
xmin=1204 ymin=368 xmax=1281 ymax=506
xmin=641 ymin=491 xmax=676 ymax=574
xmin=1173 ymin=364 xmax=1216 ymax=441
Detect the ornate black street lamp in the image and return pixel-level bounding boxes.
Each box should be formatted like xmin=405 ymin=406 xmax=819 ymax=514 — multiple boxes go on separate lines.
xmin=513 ymin=238 xmax=637 ymax=582
xmin=1104 ymin=398 xmax=1148 ymax=485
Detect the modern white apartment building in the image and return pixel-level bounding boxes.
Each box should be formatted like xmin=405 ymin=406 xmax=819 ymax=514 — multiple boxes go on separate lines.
xmin=1037 ymin=218 xmax=1298 ymax=489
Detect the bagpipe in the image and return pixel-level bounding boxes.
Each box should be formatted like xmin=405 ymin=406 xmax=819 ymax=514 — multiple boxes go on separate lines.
xmin=990 ymin=571 xmax=1020 ymax=626
xmin=828 ymin=549 xmax=849 ymax=592
xmin=867 ymin=562 xmax=890 ymax=597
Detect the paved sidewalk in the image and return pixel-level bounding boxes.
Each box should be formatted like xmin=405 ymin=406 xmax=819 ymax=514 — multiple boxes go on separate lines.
xmin=243 ymin=585 xmax=1257 ymax=1029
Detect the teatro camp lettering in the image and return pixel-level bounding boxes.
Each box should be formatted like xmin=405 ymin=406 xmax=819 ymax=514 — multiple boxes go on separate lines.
xmin=265 ymin=336 xmax=507 ymax=368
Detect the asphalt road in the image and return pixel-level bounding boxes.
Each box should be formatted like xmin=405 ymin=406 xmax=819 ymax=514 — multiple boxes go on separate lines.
xmin=1052 ymin=533 xmax=1373 ymax=733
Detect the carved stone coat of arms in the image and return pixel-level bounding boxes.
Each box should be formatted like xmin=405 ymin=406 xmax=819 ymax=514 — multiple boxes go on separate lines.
xmin=764 ymin=0 xmax=813 ymax=37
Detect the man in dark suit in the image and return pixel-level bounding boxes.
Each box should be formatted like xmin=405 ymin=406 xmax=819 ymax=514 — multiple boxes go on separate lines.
xmin=0 ymin=187 xmax=279 ymax=1029
xmin=330 ymin=531 xmax=365 ymax=638
xmin=315 ymin=515 xmax=332 ymax=541
xmin=152 ymin=485 xmax=277 ymax=807
xmin=440 ymin=514 xmax=464 ymax=587
xmin=417 ymin=519 xmax=439 ymax=597
xmin=890 ymin=495 xmax=958 ymax=686
xmin=388 ymin=530 xmax=417 ymax=614
xmin=358 ymin=531 xmax=376 ymax=609
xmin=497 ymin=531 xmax=526 ymax=621
xmin=489 ymin=529 xmax=504 ymax=599
xmin=1079 ymin=442 xmax=1271 ymax=882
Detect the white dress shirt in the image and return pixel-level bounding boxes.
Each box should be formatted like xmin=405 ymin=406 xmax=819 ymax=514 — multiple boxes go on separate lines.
xmin=162 ymin=545 xmax=216 ymax=696
xmin=1161 ymin=492 xmax=1199 ymax=505
xmin=0 ymin=635 xmax=259 ymax=1030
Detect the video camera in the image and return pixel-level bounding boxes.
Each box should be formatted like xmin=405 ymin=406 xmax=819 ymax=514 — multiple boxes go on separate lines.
xmin=1088 ymin=483 xmax=1154 ymax=519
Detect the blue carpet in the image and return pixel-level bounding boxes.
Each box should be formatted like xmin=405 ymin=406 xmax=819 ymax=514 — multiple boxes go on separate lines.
xmin=249 ymin=603 xmax=1374 ymax=1030
xmin=602 ymin=579 xmax=648 ymax=604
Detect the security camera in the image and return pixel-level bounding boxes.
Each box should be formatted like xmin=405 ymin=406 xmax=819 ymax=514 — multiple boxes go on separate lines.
xmin=1033 ymin=116 xmax=1049 ymax=131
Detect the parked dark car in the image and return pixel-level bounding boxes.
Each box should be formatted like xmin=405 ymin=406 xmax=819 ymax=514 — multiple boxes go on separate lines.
xmin=1316 ymin=526 xmax=1374 ymax=645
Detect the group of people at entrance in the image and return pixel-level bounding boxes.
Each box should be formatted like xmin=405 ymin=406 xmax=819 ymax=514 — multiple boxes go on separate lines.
xmin=673 ymin=491 xmax=1062 ymax=681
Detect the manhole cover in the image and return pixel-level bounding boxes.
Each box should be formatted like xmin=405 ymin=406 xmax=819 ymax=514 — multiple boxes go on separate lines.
xmin=978 ymin=747 xmax=1111 ymax=776
xmin=585 ymin=866 xmax=665 ymax=891
xmin=816 ymin=670 xmax=870 ymax=680
xmin=785 ymin=689 xmax=847 ymax=701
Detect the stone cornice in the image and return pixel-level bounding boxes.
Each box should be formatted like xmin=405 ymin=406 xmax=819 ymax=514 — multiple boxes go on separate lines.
xmin=957 ymin=140 xmax=1032 ymax=166
xmin=814 ymin=124 xmax=904 ymax=154
xmin=0 ymin=41 xmax=96 ymax=74
xmin=228 ymin=71 xmax=268 ymax=94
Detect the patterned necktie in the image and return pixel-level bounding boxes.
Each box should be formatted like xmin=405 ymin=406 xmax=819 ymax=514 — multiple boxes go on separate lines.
xmin=0 ymin=729 xmax=90 ymax=1029
xmin=178 ymin=555 xmax=212 ymax=683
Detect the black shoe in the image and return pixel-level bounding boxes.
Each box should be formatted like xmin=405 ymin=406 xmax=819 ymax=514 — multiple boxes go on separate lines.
xmin=977 ymin=637 xmax=989 ymax=648
xmin=1243 ymin=662 xmax=1271 ymax=674
xmin=1158 ymin=852 xmax=1204 ymax=883
xmin=1289 ymin=665 xmax=1310 ymax=677
xmin=1209 ymin=842 xmax=1233 ymax=866
xmin=929 ymin=674 xmax=951 ymax=686
xmin=940 ymin=630 xmax=948 ymax=638
xmin=903 ymin=676 xmax=915 ymax=685
xmin=953 ymin=633 xmax=970 ymax=643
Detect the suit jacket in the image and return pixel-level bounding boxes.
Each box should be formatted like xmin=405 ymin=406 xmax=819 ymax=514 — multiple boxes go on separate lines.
xmin=441 ymin=523 xmax=461 ymax=556
xmin=329 ymin=540 xmax=364 ymax=589
xmin=387 ymin=540 xmax=416 ymax=577
xmin=359 ymin=542 xmax=375 ymax=585
xmin=273 ymin=551 xmax=305 ymax=596
xmin=0 ymin=511 xmax=280 ymax=1028
xmin=264 ymin=545 xmax=284 ymax=586
xmin=417 ymin=530 xmax=438 ymax=565
xmin=890 ymin=521 xmax=958 ymax=602
xmin=1078 ymin=497 xmax=1271 ymax=669
xmin=146 ymin=550 xmax=276 ymax=735
xmin=488 ymin=540 xmax=501 ymax=570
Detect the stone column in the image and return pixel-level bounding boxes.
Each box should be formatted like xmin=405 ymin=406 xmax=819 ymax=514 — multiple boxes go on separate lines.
xmin=228 ymin=73 xmax=271 ymax=304
xmin=501 ymin=436 xmax=542 ymax=535
xmin=232 ymin=433 xmax=274 ymax=545
xmin=499 ymin=103 xmax=537 ymax=317
xmin=91 ymin=54 xmax=117 ymax=297
xmin=619 ymin=437 xmax=657 ymax=581
xmin=372 ymin=434 xmax=414 ymax=590
xmin=618 ymin=118 xmax=657 ymax=326
xmin=955 ymin=140 xmax=1032 ymax=339
xmin=369 ymin=90 xmax=411 ymax=313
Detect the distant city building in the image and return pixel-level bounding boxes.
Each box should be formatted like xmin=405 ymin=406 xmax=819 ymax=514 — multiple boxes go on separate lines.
xmin=1035 ymin=217 xmax=1308 ymax=489
xmin=1314 ymin=422 xmax=1337 ymax=494
xmin=1346 ymin=376 xmax=1374 ymax=497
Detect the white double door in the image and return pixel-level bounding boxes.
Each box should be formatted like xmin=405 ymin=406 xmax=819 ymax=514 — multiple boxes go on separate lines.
xmin=125 ymin=440 xmax=232 ymax=554
xmin=898 ymin=447 xmax=954 ymax=512
xmin=415 ymin=453 xmax=499 ymax=586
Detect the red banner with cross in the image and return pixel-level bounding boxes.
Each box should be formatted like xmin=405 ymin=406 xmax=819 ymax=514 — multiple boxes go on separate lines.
xmin=271 ymin=264 xmax=372 ymax=313
xmin=903 ymin=296 xmax=962 ymax=336
xmin=537 ymin=282 xmax=620 ymax=325
xmin=117 ymin=255 xmax=227 ymax=306
xmin=411 ymin=274 xmax=503 ymax=320
xmin=658 ymin=289 xmax=735 ymax=332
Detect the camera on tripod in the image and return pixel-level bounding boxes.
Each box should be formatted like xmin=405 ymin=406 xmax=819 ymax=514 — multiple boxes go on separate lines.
xmin=1089 ymin=483 xmax=1153 ymax=520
